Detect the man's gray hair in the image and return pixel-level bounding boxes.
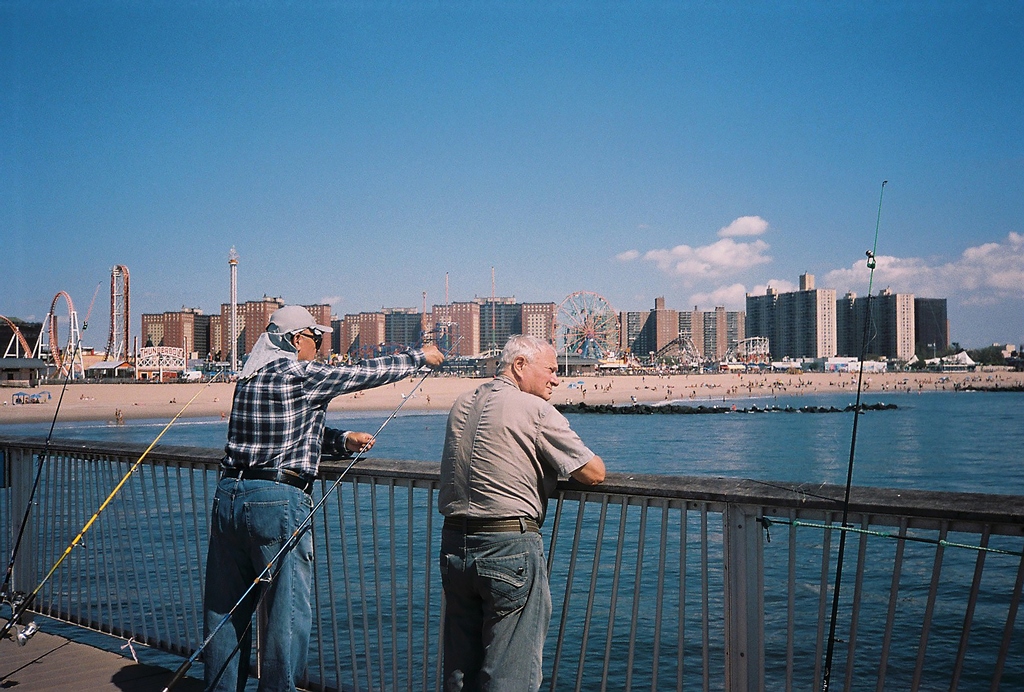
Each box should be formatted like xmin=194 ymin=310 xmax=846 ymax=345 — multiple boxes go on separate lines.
xmin=498 ymin=334 xmax=554 ymax=374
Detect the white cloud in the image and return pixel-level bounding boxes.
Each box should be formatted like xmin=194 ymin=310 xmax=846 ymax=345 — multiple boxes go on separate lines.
xmin=749 ymin=278 xmax=800 ymax=295
xmin=688 ymin=283 xmax=749 ymax=310
xmin=718 ymin=216 xmax=769 ymax=238
xmin=618 ymin=217 xmax=772 ymax=284
xmin=642 ymin=237 xmax=771 ymax=281
xmin=321 ymin=295 xmax=343 ymax=307
xmin=823 ymin=232 xmax=1024 ymax=304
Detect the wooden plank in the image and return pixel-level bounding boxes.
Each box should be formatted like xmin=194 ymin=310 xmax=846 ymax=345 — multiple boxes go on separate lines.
xmin=0 ymin=629 xmax=204 ymax=691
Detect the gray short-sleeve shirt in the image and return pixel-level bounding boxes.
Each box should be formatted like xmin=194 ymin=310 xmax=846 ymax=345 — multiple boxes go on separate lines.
xmin=438 ymin=375 xmax=595 ymax=524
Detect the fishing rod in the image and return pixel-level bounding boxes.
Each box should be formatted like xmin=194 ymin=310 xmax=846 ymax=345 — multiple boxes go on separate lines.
xmin=0 ymin=373 xmax=225 ymax=644
xmin=821 ymin=180 xmax=887 ymax=691
xmin=163 ymin=341 xmax=455 ymax=692
xmin=1 ymin=282 xmax=102 ymax=641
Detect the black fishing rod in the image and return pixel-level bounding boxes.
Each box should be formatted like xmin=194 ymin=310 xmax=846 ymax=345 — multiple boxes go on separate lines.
xmin=821 ymin=180 xmax=887 ymax=691
xmin=163 ymin=341 xmax=454 ymax=692
xmin=0 ymin=374 xmax=225 ymax=644
xmin=1 ymin=283 xmax=101 ymax=644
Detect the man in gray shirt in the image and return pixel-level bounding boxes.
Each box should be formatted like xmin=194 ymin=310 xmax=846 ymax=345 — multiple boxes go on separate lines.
xmin=439 ymin=334 xmax=605 ymax=691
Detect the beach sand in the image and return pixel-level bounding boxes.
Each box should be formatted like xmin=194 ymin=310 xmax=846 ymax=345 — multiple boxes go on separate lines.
xmin=2 ymin=370 xmax=1022 ymax=426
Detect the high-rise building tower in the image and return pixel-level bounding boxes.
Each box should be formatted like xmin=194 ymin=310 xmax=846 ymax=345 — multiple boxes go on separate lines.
xmin=914 ymin=298 xmax=949 ymax=357
xmin=747 ymin=275 xmax=836 ymax=359
xmin=836 ymin=289 xmax=915 ymax=361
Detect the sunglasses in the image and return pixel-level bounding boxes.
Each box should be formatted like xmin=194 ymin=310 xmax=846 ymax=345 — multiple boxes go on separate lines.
xmin=300 ymin=331 xmax=323 ymax=350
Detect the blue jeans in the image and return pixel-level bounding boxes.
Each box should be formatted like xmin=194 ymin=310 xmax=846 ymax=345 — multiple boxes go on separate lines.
xmin=439 ymin=528 xmax=551 ymax=692
xmin=203 ymin=477 xmax=313 ymax=692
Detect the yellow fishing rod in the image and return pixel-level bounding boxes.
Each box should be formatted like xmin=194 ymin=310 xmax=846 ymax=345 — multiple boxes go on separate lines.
xmin=0 ymin=374 xmax=224 ymax=644
xmin=1 ymin=282 xmax=102 ymax=638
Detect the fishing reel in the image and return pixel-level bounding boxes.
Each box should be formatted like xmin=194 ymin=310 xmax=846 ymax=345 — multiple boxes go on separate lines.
xmin=865 ymin=249 xmax=876 ymax=270
xmin=1 ymin=590 xmax=39 ymax=646
xmin=12 ymin=619 xmax=39 ymax=645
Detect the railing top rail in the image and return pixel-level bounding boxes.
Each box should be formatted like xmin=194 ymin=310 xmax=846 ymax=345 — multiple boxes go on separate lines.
xmin=2 ymin=435 xmax=1022 ymax=532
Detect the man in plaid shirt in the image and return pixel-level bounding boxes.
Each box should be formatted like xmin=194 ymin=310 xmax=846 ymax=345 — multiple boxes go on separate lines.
xmin=203 ymin=305 xmax=443 ymax=692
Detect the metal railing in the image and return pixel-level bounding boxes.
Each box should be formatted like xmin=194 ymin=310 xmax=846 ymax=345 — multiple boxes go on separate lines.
xmin=2 ymin=435 xmax=1022 ymax=691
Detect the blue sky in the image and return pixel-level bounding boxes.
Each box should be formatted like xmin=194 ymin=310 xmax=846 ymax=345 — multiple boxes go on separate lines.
xmin=2 ymin=1 xmax=1022 ymax=350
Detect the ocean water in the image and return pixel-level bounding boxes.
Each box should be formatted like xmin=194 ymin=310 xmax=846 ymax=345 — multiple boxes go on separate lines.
xmin=4 ymin=389 xmax=1023 ymax=495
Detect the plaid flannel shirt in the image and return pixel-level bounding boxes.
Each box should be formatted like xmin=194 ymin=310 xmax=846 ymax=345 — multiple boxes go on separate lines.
xmin=223 ymin=350 xmax=425 ymax=478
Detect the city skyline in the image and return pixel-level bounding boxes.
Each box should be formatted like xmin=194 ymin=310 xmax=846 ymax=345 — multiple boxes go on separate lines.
xmin=3 ymin=3 xmax=1022 ymax=349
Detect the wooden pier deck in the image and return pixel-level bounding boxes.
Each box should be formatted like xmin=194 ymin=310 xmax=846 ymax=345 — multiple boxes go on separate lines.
xmin=0 ymin=627 xmax=205 ymax=691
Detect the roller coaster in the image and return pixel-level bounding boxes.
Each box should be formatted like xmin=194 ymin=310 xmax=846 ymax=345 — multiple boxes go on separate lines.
xmin=2 ymin=267 xmax=128 ymax=379
xmin=1 ymin=291 xmax=86 ymax=379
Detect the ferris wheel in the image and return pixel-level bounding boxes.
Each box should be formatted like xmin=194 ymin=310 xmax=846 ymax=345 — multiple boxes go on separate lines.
xmin=556 ymin=291 xmax=618 ymax=359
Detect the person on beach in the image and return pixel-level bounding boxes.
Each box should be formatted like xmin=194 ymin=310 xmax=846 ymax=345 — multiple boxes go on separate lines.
xmin=203 ymin=305 xmax=444 ymax=692
xmin=438 ymin=334 xmax=605 ymax=691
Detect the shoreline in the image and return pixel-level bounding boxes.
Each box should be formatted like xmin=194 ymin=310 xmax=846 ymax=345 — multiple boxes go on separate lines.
xmin=2 ymin=371 xmax=1022 ymax=426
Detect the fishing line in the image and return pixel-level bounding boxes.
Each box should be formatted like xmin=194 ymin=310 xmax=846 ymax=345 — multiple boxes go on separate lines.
xmin=1 ymin=282 xmax=102 ymax=640
xmin=821 ymin=180 xmax=887 ymax=692
xmin=762 ymin=517 xmax=1023 ymax=558
xmin=0 ymin=373 xmax=224 ymax=644
xmin=164 ymin=342 xmax=455 ymax=692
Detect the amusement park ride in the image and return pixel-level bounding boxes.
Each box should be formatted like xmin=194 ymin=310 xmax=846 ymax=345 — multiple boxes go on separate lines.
xmin=554 ymin=290 xmax=771 ymax=369
xmin=555 ymin=291 xmax=619 ymax=359
xmin=0 ymin=291 xmax=86 ymax=379
xmin=1 ymin=265 xmax=131 ymax=380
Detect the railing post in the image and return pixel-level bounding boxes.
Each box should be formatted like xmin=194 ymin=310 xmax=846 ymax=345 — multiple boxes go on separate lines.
xmin=723 ymin=503 xmax=764 ymax=692
xmin=7 ymin=446 xmax=39 ymax=598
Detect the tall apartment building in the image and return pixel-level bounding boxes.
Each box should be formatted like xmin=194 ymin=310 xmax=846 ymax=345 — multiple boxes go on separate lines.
xmin=339 ymin=312 xmax=386 ymax=357
xmin=914 ymin=298 xmax=949 ymax=356
xmin=478 ymin=297 xmax=520 ymax=353
xmin=678 ymin=307 xmax=703 ymax=357
xmin=209 ymin=315 xmax=223 ymax=360
xmin=649 ymin=297 xmax=679 ymax=354
xmin=520 ymin=303 xmax=557 ymax=343
xmin=747 ymin=274 xmax=836 ymax=359
xmin=724 ymin=309 xmax=745 ymax=357
xmin=140 ymin=308 xmax=211 ymax=359
xmin=619 ymin=310 xmax=650 ymax=356
xmin=836 ymin=290 xmax=915 ymax=361
xmin=333 ymin=300 xmax=554 ymax=359
xmin=141 ymin=313 xmax=165 ymax=349
xmin=745 ymin=288 xmax=777 ymax=355
xmin=384 ymin=308 xmax=426 ymax=348
xmin=430 ymin=302 xmax=480 ymax=357
xmin=218 ymin=296 xmax=284 ymax=360
xmin=685 ymin=306 xmax=746 ymax=360
xmin=620 ymin=300 xmax=743 ymax=361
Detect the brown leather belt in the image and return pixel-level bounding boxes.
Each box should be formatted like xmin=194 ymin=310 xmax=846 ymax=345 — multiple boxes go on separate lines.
xmin=443 ymin=516 xmax=540 ymax=534
xmin=221 ymin=467 xmax=314 ymax=494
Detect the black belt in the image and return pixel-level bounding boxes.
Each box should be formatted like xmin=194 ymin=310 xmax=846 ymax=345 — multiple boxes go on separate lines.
xmin=443 ymin=516 xmax=540 ymax=534
xmin=221 ymin=467 xmax=314 ymax=494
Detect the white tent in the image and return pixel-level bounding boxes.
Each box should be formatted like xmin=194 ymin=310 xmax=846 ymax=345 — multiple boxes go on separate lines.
xmin=925 ymin=351 xmax=976 ymax=371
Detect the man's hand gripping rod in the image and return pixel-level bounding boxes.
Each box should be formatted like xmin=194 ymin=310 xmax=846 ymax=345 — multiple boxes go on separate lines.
xmin=162 ymin=341 xmax=454 ymax=692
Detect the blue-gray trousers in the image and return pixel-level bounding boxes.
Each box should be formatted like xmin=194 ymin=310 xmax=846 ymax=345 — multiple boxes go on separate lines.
xmin=440 ymin=528 xmax=551 ymax=692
